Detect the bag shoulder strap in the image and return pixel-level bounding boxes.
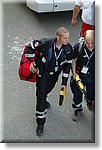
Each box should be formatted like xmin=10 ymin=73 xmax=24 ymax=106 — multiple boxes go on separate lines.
xmin=78 ymin=39 xmax=85 ymax=56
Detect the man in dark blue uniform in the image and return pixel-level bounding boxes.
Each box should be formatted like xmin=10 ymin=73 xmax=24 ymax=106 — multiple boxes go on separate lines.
xmin=26 ymin=27 xmax=73 ymax=136
xmin=70 ymin=30 xmax=95 ymax=121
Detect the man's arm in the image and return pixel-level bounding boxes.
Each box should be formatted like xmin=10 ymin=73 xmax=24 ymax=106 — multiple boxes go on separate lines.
xmin=26 ymin=38 xmax=54 ymax=73
xmin=61 ymin=44 xmax=73 ymax=87
xmin=71 ymin=5 xmax=81 ymax=27
xmin=61 ymin=63 xmax=72 ymax=87
xmin=72 ymin=58 xmax=78 ymax=79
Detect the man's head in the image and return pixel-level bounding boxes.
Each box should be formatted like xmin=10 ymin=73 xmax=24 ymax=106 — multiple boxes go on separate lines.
xmin=84 ymin=30 xmax=95 ymax=51
xmin=56 ymin=27 xmax=69 ymax=45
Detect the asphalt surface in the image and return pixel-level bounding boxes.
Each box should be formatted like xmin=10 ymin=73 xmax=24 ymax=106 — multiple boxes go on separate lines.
xmin=1 ymin=2 xmax=95 ymax=143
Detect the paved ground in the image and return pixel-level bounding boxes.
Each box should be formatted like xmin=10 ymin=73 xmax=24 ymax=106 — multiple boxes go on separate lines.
xmin=0 ymin=2 xmax=95 ymax=143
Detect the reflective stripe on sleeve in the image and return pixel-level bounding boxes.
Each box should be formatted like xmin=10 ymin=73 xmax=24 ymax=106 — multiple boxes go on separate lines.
xmin=65 ymin=60 xmax=72 ymax=63
xmin=26 ymin=54 xmax=35 ymax=58
xmin=62 ymin=73 xmax=69 ymax=78
xmin=60 ymin=60 xmax=66 ymax=66
xmin=42 ymin=57 xmax=46 ymax=63
xmin=30 ymin=41 xmax=35 ymax=49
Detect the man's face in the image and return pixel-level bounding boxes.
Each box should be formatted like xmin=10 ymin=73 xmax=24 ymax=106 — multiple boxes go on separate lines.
xmin=58 ymin=33 xmax=69 ymax=45
xmin=85 ymin=37 xmax=95 ymax=51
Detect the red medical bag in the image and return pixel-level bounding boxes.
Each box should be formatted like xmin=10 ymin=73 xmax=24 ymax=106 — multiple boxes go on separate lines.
xmin=18 ymin=45 xmax=38 ymax=82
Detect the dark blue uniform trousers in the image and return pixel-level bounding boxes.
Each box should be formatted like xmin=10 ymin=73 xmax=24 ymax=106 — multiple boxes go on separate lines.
xmin=70 ymin=73 xmax=95 ymax=111
xmin=36 ymin=72 xmax=59 ymax=126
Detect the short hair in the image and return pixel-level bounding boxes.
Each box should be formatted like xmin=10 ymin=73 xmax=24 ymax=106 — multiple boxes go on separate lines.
xmin=56 ymin=27 xmax=69 ymax=37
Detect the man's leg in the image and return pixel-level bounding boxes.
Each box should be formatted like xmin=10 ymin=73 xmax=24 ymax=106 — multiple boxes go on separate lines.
xmin=36 ymin=75 xmax=48 ymax=136
xmin=45 ymin=72 xmax=59 ymax=109
xmin=70 ymin=77 xmax=83 ymax=121
xmin=46 ymin=72 xmax=59 ymax=94
xmin=36 ymin=73 xmax=59 ymax=136
xmin=86 ymin=78 xmax=95 ymax=111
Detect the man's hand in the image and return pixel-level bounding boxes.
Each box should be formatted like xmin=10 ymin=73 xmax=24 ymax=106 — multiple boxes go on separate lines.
xmin=73 ymin=72 xmax=78 ymax=80
xmin=60 ymin=85 xmax=66 ymax=90
xmin=30 ymin=62 xmax=37 ymax=73
xmin=71 ymin=18 xmax=77 ymax=27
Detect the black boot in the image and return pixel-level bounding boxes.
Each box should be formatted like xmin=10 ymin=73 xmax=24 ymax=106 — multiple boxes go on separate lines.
xmin=72 ymin=110 xmax=82 ymax=121
xmin=36 ymin=126 xmax=44 ymax=136
xmin=87 ymin=101 xmax=92 ymax=111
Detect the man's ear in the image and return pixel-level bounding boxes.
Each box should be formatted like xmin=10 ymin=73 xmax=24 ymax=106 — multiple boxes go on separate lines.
xmin=56 ymin=35 xmax=60 ymax=41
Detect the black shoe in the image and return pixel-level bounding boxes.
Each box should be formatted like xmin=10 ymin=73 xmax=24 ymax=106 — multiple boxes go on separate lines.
xmin=72 ymin=110 xmax=82 ymax=121
xmin=46 ymin=101 xmax=51 ymax=109
xmin=36 ymin=126 xmax=44 ymax=136
xmin=87 ymin=102 xmax=92 ymax=111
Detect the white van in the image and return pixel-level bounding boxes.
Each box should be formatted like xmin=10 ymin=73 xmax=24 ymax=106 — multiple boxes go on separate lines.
xmin=26 ymin=0 xmax=76 ymax=13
